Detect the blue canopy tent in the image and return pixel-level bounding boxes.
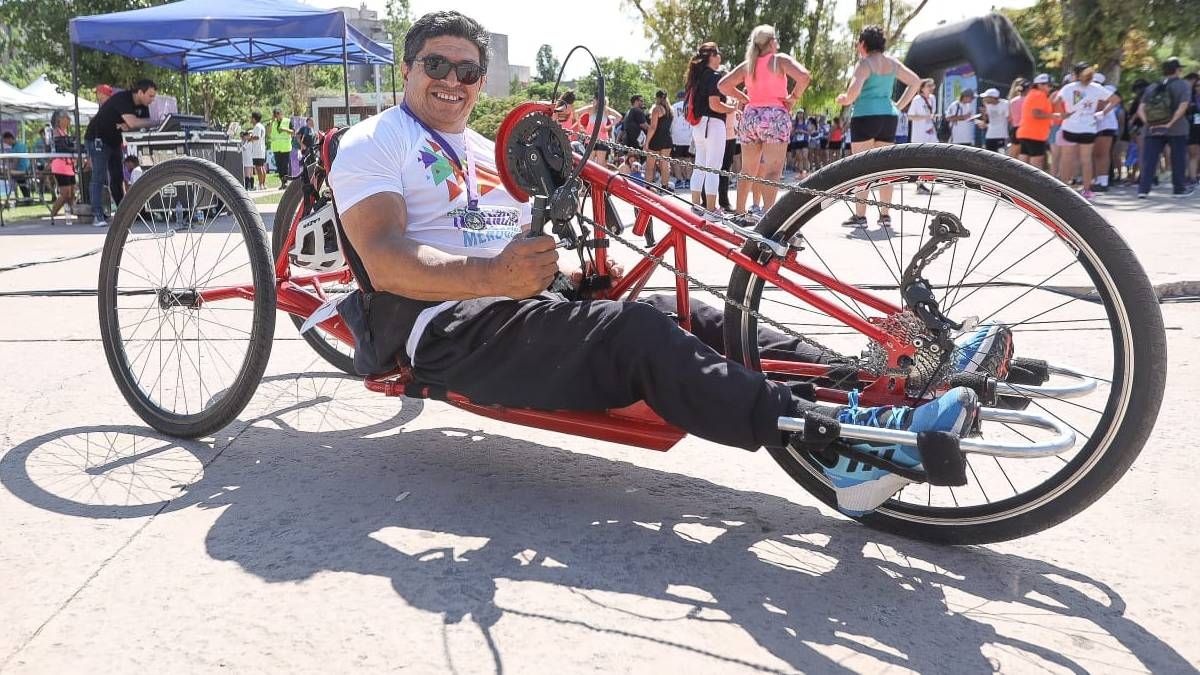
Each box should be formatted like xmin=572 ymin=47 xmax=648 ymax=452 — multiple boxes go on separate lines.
xmin=67 ymin=0 xmax=396 ymax=131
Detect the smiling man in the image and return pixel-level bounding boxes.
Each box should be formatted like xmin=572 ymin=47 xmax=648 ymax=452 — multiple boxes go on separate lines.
xmin=328 ymin=10 xmax=984 ymax=516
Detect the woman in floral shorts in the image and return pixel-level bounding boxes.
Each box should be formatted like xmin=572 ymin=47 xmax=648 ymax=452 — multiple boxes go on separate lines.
xmin=719 ymin=24 xmax=810 ymax=218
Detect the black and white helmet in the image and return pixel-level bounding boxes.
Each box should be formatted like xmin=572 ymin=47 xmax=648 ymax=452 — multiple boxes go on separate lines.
xmin=289 ymin=201 xmax=346 ymax=271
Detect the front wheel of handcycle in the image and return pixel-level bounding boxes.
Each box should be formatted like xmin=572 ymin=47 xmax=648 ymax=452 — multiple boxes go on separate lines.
xmin=724 ymin=143 xmax=1166 ymax=544
xmin=98 ymin=157 xmax=276 ymax=439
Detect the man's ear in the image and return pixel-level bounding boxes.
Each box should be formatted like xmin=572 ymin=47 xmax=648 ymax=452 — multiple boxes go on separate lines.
xmin=401 ymin=62 xmax=410 ymax=82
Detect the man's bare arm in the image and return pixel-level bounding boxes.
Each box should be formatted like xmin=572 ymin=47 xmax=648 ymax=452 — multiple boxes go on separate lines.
xmin=338 ymin=191 xmax=558 ymax=301
xmin=121 ymin=113 xmax=157 ymax=130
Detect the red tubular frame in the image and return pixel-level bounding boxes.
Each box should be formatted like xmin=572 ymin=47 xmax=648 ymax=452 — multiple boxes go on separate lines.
xmin=191 ymin=109 xmax=925 ymax=451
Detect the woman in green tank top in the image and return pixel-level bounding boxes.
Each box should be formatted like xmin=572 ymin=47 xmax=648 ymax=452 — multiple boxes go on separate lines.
xmin=834 ymin=26 xmax=923 ymax=228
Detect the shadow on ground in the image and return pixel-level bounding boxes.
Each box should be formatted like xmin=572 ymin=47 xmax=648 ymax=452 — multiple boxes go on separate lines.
xmin=2 ymin=373 xmax=1194 ymax=674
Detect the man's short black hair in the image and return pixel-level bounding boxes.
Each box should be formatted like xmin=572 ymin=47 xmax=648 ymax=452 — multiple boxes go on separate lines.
xmin=1072 ymin=61 xmax=1091 ymax=76
xmin=132 ymin=78 xmax=156 ymax=93
xmin=251 ymin=111 xmax=262 ymax=122
xmin=858 ymin=25 xmax=886 ymax=53
xmin=124 ymin=155 xmax=139 ymax=165
xmin=1 ymin=132 xmax=13 ymax=140
xmin=630 ymin=95 xmax=643 ymax=105
xmin=403 ymin=11 xmax=490 ymax=72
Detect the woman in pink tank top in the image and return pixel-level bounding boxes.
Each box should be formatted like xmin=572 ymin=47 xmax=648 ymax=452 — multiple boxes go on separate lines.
xmin=719 ymin=24 xmax=811 ymax=217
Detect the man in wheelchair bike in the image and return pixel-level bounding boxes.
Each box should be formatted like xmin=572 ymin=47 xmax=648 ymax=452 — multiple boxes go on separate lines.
xmin=328 ymin=11 xmax=1013 ymax=515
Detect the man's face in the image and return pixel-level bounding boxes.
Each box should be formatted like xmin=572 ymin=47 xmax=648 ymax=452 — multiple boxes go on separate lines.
xmin=273 ymin=111 xmax=282 ymax=120
xmin=401 ymin=35 xmax=485 ymax=132
xmin=633 ymin=98 xmax=644 ymax=109
xmin=134 ymin=87 xmax=157 ymax=107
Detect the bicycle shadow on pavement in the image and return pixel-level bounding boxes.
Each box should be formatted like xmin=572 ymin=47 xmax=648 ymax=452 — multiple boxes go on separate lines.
xmin=2 ymin=373 xmax=1193 ymax=674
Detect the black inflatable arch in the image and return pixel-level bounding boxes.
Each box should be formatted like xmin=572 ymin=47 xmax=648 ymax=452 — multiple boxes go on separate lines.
xmin=903 ymin=13 xmax=1035 ymax=94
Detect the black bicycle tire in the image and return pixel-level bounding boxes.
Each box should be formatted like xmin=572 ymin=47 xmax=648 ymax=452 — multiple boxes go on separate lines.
xmin=97 ymin=157 xmax=276 ymax=439
xmin=724 ymin=143 xmax=1166 ymax=544
xmin=270 ymin=179 xmax=357 ymax=375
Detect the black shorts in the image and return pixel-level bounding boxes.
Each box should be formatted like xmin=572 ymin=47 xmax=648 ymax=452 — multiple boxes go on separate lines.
xmin=1018 ymin=138 xmax=1047 ymax=157
xmin=671 ymin=144 xmax=692 ymax=158
xmin=592 ymin=141 xmax=611 ymax=155
xmin=54 ymin=174 xmax=76 ymax=187
xmin=648 ymin=140 xmax=672 ymax=152
xmin=252 ymin=157 xmax=266 ymax=167
xmin=819 ymin=139 xmax=829 ymax=149
xmin=985 ymin=138 xmax=1007 ymax=151
xmin=1008 ymin=127 xmax=1019 ymax=143
xmin=1061 ymin=131 xmax=1096 ymax=144
xmin=1097 ymin=129 xmax=1117 ymax=138
xmin=1189 ymin=125 xmax=1200 ymax=145
xmin=787 ymin=140 xmax=808 ymax=151
xmin=849 ymin=115 xmax=898 ymax=143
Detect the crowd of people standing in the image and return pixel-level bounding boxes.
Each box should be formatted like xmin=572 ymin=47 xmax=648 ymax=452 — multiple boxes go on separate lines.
xmin=550 ymin=24 xmax=1199 ymax=224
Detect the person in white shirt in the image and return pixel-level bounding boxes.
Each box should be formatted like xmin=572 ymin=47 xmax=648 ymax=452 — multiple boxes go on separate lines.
xmin=1053 ymin=62 xmax=1118 ymax=198
xmin=327 ymin=10 xmax=981 ymax=505
xmin=907 ymin=78 xmax=939 ymax=143
xmin=1092 ymin=76 xmax=1120 ymax=191
xmin=249 ymin=111 xmax=267 ymax=190
xmin=123 ymin=155 xmax=143 ymax=187
xmin=668 ymin=91 xmax=694 ymax=189
xmin=946 ymin=90 xmax=978 ymax=146
xmin=979 ymin=88 xmax=1009 ymax=152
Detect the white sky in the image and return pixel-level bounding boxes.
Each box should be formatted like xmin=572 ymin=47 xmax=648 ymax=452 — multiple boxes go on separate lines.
xmin=307 ymin=0 xmax=1037 ymax=79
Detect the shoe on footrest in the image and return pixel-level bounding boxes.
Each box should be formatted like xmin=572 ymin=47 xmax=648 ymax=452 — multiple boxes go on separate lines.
xmin=954 ymin=323 xmax=1014 ymax=379
xmin=816 ymin=387 xmax=979 ymax=516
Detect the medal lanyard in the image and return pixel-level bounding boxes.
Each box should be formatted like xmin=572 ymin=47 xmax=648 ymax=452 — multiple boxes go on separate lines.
xmin=401 ymin=102 xmax=480 ymax=211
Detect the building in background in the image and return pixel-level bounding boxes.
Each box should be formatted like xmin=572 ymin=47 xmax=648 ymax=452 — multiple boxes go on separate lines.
xmin=336 ymin=4 xmax=388 ymax=89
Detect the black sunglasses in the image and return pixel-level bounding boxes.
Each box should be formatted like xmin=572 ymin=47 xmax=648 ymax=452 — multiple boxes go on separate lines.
xmin=415 ymin=55 xmax=485 ymax=85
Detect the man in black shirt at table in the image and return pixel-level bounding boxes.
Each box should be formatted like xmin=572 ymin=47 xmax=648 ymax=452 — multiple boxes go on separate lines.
xmin=84 ymin=79 xmax=158 ymax=227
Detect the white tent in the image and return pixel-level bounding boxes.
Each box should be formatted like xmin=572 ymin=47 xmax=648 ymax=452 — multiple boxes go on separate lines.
xmin=0 ymin=78 xmax=51 ymax=114
xmin=22 ymin=75 xmax=99 ymax=117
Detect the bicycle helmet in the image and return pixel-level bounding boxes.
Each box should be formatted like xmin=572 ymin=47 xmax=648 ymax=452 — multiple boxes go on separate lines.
xmin=289 ymin=200 xmax=346 ymax=271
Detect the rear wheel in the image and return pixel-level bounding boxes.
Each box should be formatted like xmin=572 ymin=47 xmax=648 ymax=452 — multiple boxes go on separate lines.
xmin=271 ymin=179 xmax=357 ymax=375
xmin=98 ymin=157 xmax=275 ymax=438
xmin=724 ymin=144 xmax=1166 ymax=544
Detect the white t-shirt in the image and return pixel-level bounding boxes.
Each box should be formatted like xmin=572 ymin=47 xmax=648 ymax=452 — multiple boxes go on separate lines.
xmin=241 ymin=141 xmax=254 ymax=167
xmin=908 ymin=94 xmax=938 ymax=142
xmin=895 ymin=111 xmax=909 ymax=137
xmin=328 ymin=106 xmax=532 ymax=363
xmin=947 ymin=99 xmax=977 ymax=144
xmin=250 ymin=122 xmax=267 ymax=159
xmin=1059 ymin=81 xmax=1110 ymax=134
xmin=984 ymin=100 xmax=1009 ymax=139
xmin=670 ymin=100 xmax=691 ymax=146
xmin=128 ymin=166 xmax=143 ymax=185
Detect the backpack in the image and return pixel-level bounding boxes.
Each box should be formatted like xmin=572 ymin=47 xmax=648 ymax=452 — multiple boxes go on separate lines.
xmin=936 ymin=106 xmax=952 ymax=142
xmin=1141 ymin=79 xmax=1177 ymax=126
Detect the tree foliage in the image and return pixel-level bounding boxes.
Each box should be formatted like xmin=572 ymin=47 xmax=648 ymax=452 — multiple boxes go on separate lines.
xmin=627 ymin=0 xmax=809 ymax=95
xmin=535 ymin=44 xmax=560 ymax=84
xmin=576 ymin=57 xmax=661 ymax=110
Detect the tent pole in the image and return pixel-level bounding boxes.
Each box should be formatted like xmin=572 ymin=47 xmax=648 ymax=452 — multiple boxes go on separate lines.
xmin=390 ymin=63 xmax=397 ymax=107
xmin=182 ymin=64 xmax=189 ymax=114
xmin=341 ymin=29 xmax=350 ymax=122
xmin=374 ymin=64 xmax=381 ymax=115
xmin=71 ymin=42 xmax=83 ymax=224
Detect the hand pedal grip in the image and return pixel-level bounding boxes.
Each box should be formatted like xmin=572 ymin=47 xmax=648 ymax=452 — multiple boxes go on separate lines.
xmin=916 ymin=431 xmax=968 ymax=486
xmin=1007 ymin=357 xmax=1050 ymax=386
xmin=791 ymin=411 xmax=841 ymax=451
xmin=946 ymin=372 xmax=997 ymax=406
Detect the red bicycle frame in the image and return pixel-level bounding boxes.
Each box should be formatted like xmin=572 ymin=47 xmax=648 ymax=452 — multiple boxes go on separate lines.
xmin=195 ymin=105 xmax=925 ymax=451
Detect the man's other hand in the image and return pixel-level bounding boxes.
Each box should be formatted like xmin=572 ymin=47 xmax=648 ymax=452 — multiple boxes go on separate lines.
xmin=490 ymin=235 xmax=559 ymax=299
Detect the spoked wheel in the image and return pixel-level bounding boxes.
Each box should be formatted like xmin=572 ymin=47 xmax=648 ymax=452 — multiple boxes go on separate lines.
xmin=98 ymin=157 xmax=276 ymax=438
xmin=724 ymin=144 xmax=1166 ymax=544
xmin=271 ymin=179 xmax=356 ymax=375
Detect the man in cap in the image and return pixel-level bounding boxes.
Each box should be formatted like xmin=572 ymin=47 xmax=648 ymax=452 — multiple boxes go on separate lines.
xmin=1136 ymin=57 xmax=1194 ymax=198
xmin=1016 ymin=74 xmax=1062 ymax=169
xmin=979 ymin=87 xmax=1009 ymax=152
xmin=946 ymin=89 xmax=978 ymax=146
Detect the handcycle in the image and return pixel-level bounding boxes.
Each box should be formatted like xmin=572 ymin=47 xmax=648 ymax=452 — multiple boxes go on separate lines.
xmin=96 ymin=74 xmax=1166 ymax=545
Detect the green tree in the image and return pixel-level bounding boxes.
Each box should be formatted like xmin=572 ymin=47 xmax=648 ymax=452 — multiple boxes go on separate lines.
xmin=535 ymin=44 xmax=560 ymax=83
xmin=575 ymin=57 xmax=660 ymax=111
xmin=384 ymin=0 xmax=412 ymax=94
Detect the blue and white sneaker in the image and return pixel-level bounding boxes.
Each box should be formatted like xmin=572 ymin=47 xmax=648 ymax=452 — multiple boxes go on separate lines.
xmin=818 ymin=387 xmax=979 ymax=515
xmin=954 ymin=323 xmax=1014 ymax=379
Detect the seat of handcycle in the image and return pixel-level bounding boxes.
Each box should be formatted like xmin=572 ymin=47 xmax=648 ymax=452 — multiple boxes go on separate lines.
xmin=318 ymin=128 xmax=686 ymax=450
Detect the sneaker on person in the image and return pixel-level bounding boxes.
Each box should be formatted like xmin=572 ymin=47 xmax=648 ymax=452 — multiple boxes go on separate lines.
xmin=1081 ymin=189 xmax=1096 ymax=200
xmin=841 ymin=215 xmax=868 ymax=228
xmin=954 ymin=323 xmax=1014 ymax=379
xmin=813 ymin=387 xmax=979 ymax=515
xmin=1174 ymin=187 xmax=1196 ymax=198
xmin=92 ymin=217 xmax=108 ymax=228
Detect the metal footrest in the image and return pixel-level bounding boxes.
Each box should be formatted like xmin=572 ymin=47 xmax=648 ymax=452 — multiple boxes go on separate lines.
xmin=778 ymin=406 xmax=1076 ymax=459
xmin=996 ymin=363 xmax=1098 ymax=399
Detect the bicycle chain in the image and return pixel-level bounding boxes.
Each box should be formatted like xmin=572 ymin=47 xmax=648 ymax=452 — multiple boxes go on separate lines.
xmin=569 ymin=131 xmax=953 ymax=220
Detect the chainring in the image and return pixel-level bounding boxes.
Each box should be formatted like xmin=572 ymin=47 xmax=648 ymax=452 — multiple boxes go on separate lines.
xmin=503 ymin=111 xmax=573 ymax=199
